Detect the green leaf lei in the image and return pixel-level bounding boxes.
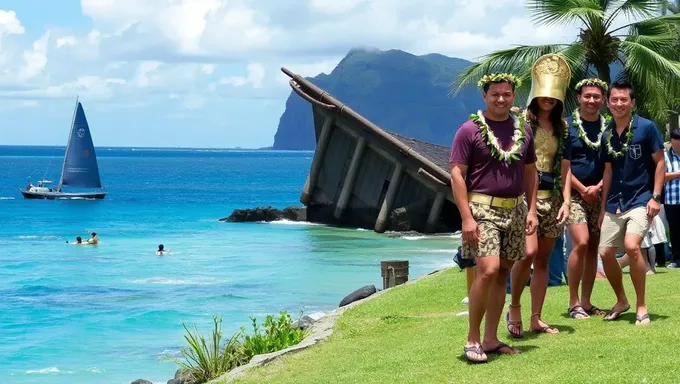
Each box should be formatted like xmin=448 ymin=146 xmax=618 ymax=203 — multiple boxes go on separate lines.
xmin=605 ymin=116 xmax=634 ymax=158
xmin=469 ymin=110 xmax=526 ymax=163
xmin=571 ymin=108 xmax=608 ymax=150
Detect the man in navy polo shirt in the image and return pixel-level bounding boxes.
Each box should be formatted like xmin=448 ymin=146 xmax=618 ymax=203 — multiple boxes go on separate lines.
xmin=597 ymin=80 xmax=665 ymax=326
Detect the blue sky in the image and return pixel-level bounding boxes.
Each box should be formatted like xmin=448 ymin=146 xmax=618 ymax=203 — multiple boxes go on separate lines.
xmin=0 ymin=0 xmax=583 ymax=148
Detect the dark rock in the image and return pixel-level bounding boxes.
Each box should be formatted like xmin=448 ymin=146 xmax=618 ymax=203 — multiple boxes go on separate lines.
xmin=339 ymin=285 xmax=377 ymax=307
xmin=168 ymin=369 xmax=198 ymax=384
xmin=291 ymin=315 xmax=316 ymax=330
xmin=220 ymin=205 xmax=307 ymax=223
xmin=131 ymin=380 xmax=153 ymax=384
xmin=282 ymin=206 xmax=306 ymax=221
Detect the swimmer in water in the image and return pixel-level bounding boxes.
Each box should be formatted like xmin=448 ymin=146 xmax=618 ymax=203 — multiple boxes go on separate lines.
xmin=87 ymin=232 xmax=99 ymax=244
xmin=67 ymin=236 xmax=83 ymax=245
xmin=156 ymin=244 xmax=171 ymax=255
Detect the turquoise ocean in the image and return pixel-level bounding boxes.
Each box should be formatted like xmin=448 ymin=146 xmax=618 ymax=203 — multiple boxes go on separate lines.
xmin=0 ymin=146 xmax=461 ymax=384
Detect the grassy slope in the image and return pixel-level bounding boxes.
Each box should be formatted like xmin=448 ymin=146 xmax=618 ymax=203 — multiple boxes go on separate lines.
xmin=228 ymin=267 xmax=680 ymax=384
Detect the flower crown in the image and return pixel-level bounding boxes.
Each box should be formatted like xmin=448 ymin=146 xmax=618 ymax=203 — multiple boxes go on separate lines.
xmin=575 ymin=78 xmax=608 ymax=92
xmin=477 ymin=73 xmax=522 ymax=89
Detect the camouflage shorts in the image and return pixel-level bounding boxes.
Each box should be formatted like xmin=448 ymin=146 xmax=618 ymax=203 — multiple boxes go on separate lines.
xmin=566 ymin=194 xmax=601 ymax=236
xmin=462 ymin=201 xmax=527 ymax=261
xmin=537 ymin=193 xmax=564 ymax=238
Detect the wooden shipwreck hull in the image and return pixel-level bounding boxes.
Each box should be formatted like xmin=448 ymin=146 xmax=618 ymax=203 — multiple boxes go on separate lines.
xmin=281 ymin=67 xmax=461 ymax=234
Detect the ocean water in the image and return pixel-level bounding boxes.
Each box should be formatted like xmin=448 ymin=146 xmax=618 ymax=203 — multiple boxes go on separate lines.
xmin=0 ymin=146 xmax=461 ymax=384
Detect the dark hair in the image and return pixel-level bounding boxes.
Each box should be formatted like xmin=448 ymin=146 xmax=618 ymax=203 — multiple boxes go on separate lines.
xmin=91 ymin=232 xmax=97 ymax=236
xmin=576 ymin=84 xmax=605 ymax=96
xmin=527 ymin=98 xmax=565 ymax=139
xmin=76 ymin=236 xmax=82 ymax=242
xmin=483 ymin=80 xmax=517 ymax=93
xmin=607 ymin=80 xmax=635 ymax=100
xmin=671 ymin=128 xmax=680 ymax=140
xmin=158 ymin=244 xmax=164 ymax=251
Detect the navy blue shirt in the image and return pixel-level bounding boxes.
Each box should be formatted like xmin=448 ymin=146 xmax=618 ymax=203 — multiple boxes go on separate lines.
xmin=566 ymin=116 xmax=604 ymax=188
xmin=602 ymin=114 xmax=663 ymax=214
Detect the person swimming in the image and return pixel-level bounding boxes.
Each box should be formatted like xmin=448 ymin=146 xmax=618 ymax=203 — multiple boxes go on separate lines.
xmin=67 ymin=236 xmax=83 ymax=245
xmin=87 ymin=232 xmax=98 ymax=244
xmin=156 ymin=244 xmax=171 ymax=255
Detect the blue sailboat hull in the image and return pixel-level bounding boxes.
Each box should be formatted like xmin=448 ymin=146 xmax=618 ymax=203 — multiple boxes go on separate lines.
xmin=20 ymin=189 xmax=106 ymax=200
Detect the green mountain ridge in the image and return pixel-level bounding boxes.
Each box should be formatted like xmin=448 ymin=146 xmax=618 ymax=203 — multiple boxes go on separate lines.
xmin=272 ymin=48 xmax=485 ymax=150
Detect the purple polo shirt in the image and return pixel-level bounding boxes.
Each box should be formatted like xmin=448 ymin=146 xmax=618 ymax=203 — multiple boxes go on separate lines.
xmin=449 ymin=115 xmax=536 ymax=198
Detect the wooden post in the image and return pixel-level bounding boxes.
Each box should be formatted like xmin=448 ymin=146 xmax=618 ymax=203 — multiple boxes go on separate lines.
xmin=381 ymin=260 xmax=409 ymax=289
xmin=424 ymin=191 xmax=446 ymax=233
xmin=334 ymin=136 xmax=366 ymax=220
xmin=300 ymin=117 xmax=334 ymax=205
xmin=374 ymin=162 xmax=403 ymax=233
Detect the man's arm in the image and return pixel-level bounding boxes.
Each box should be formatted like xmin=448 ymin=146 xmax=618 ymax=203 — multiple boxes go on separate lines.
xmin=571 ymin=174 xmax=587 ymax=195
xmin=451 ymin=164 xmax=472 ymax=220
xmin=652 ymin=150 xmax=665 ymax=196
xmin=561 ymin=159 xmax=572 ymax=202
xmin=524 ymin=162 xmax=538 ymax=214
xmin=600 ymin=163 xmax=612 ymax=212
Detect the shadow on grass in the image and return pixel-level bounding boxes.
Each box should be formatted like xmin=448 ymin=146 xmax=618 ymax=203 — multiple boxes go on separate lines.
xmin=456 ymin=345 xmax=540 ymax=364
xmin=517 ymin=324 xmax=576 ymax=340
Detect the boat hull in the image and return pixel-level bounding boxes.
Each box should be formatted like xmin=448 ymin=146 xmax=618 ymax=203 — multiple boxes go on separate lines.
xmin=20 ymin=189 xmax=106 ymax=200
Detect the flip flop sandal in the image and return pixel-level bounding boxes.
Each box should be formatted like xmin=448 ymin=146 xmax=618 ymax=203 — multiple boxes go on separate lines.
xmin=506 ymin=312 xmax=524 ymax=338
xmin=463 ymin=345 xmax=487 ymax=364
xmin=583 ymin=305 xmax=605 ymax=316
xmin=635 ymin=313 xmax=651 ymax=325
xmin=603 ymin=305 xmax=630 ymax=321
xmin=568 ymin=305 xmax=590 ymax=319
xmin=531 ymin=325 xmax=559 ymax=334
xmin=483 ymin=342 xmax=517 ymax=355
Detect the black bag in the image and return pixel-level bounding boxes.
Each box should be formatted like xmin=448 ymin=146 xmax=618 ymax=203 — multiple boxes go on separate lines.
xmin=454 ymin=245 xmax=476 ymax=270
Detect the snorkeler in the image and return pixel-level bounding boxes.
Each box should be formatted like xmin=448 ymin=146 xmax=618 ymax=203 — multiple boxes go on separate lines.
xmin=156 ymin=244 xmax=171 ymax=255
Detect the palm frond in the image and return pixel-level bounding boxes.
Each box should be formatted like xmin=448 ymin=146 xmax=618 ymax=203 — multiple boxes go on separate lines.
xmin=528 ymin=0 xmax=605 ymax=26
xmin=450 ymin=44 xmax=569 ymax=96
xmin=614 ymin=0 xmax=660 ymax=20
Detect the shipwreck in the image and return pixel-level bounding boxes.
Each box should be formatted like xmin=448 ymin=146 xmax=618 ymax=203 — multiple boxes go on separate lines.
xmin=223 ymin=68 xmax=462 ymax=234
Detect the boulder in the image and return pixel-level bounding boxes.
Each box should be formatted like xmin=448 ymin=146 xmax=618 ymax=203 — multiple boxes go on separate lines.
xmin=291 ymin=315 xmax=316 ymax=330
xmin=167 ymin=369 xmax=198 ymax=384
xmin=131 ymin=380 xmax=153 ymax=384
xmin=220 ymin=206 xmax=307 ymax=223
xmin=339 ymin=285 xmax=377 ymax=307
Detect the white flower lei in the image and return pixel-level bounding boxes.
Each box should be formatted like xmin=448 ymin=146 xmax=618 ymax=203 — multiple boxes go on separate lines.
xmin=471 ymin=110 xmax=526 ymax=162
xmin=572 ymin=108 xmax=607 ymax=150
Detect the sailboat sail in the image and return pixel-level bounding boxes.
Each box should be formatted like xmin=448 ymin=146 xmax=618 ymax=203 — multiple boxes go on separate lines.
xmin=59 ymin=102 xmax=102 ymax=188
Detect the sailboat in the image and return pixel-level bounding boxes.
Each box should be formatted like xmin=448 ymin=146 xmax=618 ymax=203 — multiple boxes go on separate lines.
xmin=20 ymin=98 xmax=106 ymax=199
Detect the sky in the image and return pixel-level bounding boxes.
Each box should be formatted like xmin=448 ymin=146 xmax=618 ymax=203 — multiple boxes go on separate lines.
xmin=0 ymin=0 xmax=588 ymax=148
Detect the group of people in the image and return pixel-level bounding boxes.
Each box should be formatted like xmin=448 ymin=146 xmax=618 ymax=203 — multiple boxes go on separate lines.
xmin=67 ymin=232 xmax=99 ymax=245
xmin=449 ymin=54 xmax=666 ymax=364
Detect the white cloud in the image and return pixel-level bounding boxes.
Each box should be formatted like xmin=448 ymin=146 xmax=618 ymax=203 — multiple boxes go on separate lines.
xmin=18 ymin=32 xmax=50 ymax=81
xmin=277 ymin=58 xmax=342 ymax=85
xmin=308 ymin=0 xmax=369 ymax=14
xmin=0 ymin=10 xmax=24 ymax=36
xmin=219 ymin=62 xmax=265 ymax=88
xmin=201 ymin=64 xmax=216 ymax=74
xmin=56 ymin=36 xmax=77 ymax=48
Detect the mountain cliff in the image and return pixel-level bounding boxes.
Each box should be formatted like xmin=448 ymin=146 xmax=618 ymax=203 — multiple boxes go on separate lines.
xmin=272 ymin=49 xmax=485 ymax=150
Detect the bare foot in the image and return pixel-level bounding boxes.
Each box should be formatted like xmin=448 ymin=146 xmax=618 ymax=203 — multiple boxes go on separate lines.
xmin=635 ymin=313 xmax=651 ymax=327
xmin=506 ymin=304 xmax=523 ymax=338
xmin=463 ymin=343 xmax=487 ymax=363
xmin=530 ymin=315 xmax=559 ymax=334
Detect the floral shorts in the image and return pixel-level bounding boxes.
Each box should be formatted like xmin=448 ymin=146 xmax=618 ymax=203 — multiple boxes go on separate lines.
xmin=566 ymin=194 xmax=601 ymax=236
xmin=461 ymin=201 xmax=527 ymax=261
xmin=537 ymin=193 xmax=564 ymax=239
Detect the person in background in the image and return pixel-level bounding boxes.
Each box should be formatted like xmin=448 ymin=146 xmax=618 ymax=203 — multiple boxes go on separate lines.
xmin=67 ymin=236 xmax=83 ymax=245
xmin=664 ymin=128 xmax=680 ymax=268
xmin=87 ymin=232 xmax=99 ymax=244
xmin=156 ymin=244 xmax=171 ymax=255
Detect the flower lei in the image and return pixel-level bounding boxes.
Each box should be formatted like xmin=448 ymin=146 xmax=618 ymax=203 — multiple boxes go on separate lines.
xmin=477 ymin=73 xmax=522 ymax=89
xmin=605 ymin=116 xmax=635 ymax=158
xmin=574 ymin=78 xmax=609 ymax=93
xmin=571 ymin=108 xmax=608 ymax=150
xmin=470 ymin=110 xmax=526 ymax=163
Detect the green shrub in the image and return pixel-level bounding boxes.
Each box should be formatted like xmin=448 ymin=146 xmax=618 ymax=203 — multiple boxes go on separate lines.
xmin=168 ymin=311 xmax=309 ymax=383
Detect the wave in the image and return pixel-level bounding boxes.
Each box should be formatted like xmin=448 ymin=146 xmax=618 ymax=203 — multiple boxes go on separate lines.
xmin=26 ymin=367 xmax=70 ymax=374
xmin=15 ymin=235 xmax=62 ymax=241
xmin=0 ymin=196 xmax=15 ymax=200
xmin=265 ymin=220 xmax=322 ymax=226
xmin=420 ymin=249 xmax=458 ymax=254
xmin=126 ymin=277 xmax=220 ymax=285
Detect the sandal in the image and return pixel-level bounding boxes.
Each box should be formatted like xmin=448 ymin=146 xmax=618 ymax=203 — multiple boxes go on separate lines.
xmin=529 ymin=313 xmax=559 ymax=334
xmin=568 ymin=305 xmax=590 ymax=319
xmin=505 ymin=304 xmax=523 ymax=338
xmin=635 ymin=313 xmax=651 ymax=326
xmin=483 ymin=342 xmax=518 ymax=355
xmin=463 ymin=344 xmax=487 ymax=363
xmin=583 ymin=305 xmax=605 ymax=316
xmin=603 ymin=304 xmax=630 ymax=321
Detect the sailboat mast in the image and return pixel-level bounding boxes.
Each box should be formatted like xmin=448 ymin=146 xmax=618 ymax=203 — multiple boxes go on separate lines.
xmin=58 ymin=96 xmax=79 ymax=189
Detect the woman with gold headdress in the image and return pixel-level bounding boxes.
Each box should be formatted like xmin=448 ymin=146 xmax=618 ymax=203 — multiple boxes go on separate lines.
xmin=506 ymin=54 xmax=572 ymax=338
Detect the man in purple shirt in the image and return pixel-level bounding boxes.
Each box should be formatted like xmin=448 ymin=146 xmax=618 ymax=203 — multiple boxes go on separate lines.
xmin=450 ymin=73 xmax=538 ymax=363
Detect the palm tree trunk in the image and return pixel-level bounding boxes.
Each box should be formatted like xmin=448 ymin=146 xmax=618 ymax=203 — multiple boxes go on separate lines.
xmin=594 ymin=62 xmax=611 ymax=84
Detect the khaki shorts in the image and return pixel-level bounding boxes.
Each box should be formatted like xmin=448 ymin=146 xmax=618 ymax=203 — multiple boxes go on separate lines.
xmin=462 ymin=198 xmax=527 ymax=261
xmin=536 ymin=192 xmax=564 ymax=238
xmin=567 ymin=194 xmax=601 ymax=236
xmin=599 ymin=206 xmax=650 ymax=252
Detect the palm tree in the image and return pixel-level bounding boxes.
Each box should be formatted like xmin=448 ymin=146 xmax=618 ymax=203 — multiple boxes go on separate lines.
xmin=452 ymin=0 xmax=680 ymax=124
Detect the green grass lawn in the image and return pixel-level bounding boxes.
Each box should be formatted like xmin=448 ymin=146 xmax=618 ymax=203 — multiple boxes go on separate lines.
xmin=227 ymin=267 xmax=680 ymax=384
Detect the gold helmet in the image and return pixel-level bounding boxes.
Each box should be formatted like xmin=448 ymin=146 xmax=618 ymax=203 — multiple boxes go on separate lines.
xmin=526 ymin=54 xmax=571 ymax=110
